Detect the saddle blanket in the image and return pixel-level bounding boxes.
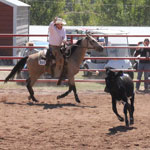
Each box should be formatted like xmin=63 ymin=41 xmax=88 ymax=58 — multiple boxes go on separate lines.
xmin=38 ymin=49 xmax=47 ymax=65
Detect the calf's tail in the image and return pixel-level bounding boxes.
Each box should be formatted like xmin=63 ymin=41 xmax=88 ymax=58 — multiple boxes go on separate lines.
xmin=4 ymin=56 xmax=28 ymax=83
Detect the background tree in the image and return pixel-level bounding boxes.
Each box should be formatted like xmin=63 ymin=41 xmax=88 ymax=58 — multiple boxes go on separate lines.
xmin=21 ymin=0 xmax=65 ymax=25
xmin=20 ymin=0 xmax=150 ymax=26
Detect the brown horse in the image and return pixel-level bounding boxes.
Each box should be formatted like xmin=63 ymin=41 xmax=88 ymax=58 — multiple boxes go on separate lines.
xmin=5 ymin=35 xmax=103 ymax=103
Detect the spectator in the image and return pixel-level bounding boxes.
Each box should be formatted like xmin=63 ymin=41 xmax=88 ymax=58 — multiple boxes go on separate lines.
xmin=135 ymin=38 xmax=150 ymax=93
xmin=133 ymin=41 xmax=143 ymax=70
xmin=24 ymin=42 xmax=38 ymax=56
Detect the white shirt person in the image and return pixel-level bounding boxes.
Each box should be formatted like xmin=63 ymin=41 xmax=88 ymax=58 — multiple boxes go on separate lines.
xmin=48 ymin=17 xmax=67 ymax=78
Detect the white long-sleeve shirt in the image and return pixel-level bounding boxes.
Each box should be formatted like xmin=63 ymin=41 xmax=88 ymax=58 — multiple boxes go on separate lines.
xmin=48 ymin=21 xmax=66 ymax=46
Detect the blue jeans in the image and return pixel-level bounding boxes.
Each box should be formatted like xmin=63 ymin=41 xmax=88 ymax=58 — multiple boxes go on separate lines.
xmin=136 ymin=62 xmax=150 ymax=90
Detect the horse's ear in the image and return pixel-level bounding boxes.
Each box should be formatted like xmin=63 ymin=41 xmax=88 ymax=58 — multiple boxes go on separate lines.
xmin=86 ymin=30 xmax=90 ymax=35
xmin=86 ymin=33 xmax=92 ymax=40
xmin=106 ymin=67 xmax=111 ymax=74
xmin=86 ymin=33 xmax=92 ymax=37
xmin=86 ymin=33 xmax=90 ymax=38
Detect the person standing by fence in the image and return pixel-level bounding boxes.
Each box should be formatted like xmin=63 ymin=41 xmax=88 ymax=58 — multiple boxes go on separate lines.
xmin=24 ymin=42 xmax=38 ymax=56
xmin=135 ymin=38 xmax=150 ymax=93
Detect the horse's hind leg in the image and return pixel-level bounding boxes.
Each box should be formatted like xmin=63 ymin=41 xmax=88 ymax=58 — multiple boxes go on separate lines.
xmin=26 ymin=77 xmax=38 ymax=102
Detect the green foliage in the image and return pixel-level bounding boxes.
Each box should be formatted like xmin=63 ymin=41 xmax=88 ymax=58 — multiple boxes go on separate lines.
xmin=21 ymin=0 xmax=65 ymax=25
xmin=20 ymin=0 xmax=150 ymax=26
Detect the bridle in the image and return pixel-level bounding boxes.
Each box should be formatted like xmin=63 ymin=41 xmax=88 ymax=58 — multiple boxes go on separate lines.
xmin=63 ymin=36 xmax=100 ymax=57
xmin=72 ymin=36 xmax=98 ymax=49
xmin=86 ymin=36 xmax=99 ymax=49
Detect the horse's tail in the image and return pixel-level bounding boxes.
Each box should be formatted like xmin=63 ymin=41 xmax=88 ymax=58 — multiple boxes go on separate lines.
xmin=4 ymin=56 xmax=28 ymax=83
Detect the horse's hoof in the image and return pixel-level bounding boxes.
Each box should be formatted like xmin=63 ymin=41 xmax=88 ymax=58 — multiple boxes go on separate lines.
xmin=57 ymin=95 xmax=61 ymax=99
xmin=33 ymin=99 xmax=38 ymax=102
xmin=76 ymin=98 xmax=80 ymax=103
xmin=118 ymin=117 xmax=124 ymax=122
xmin=32 ymin=97 xmax=38 ymax=102
xmin=126 ymin=122 xmax=129 ymax=127
xmin=28 ymin=96 xmax=38 ymax=102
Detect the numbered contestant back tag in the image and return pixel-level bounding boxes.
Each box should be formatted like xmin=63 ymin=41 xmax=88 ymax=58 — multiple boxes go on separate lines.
xmin=39 ymin=59 xmax=46 ymax=65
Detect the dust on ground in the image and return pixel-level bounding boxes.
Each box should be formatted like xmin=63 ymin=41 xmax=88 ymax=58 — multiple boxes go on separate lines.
xmin=0 ymin=88 xmax=150 ymax=150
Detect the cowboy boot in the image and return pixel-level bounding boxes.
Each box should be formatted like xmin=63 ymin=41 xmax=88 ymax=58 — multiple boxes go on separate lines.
xmin=57 ymin=60 xmax=67 ymax=85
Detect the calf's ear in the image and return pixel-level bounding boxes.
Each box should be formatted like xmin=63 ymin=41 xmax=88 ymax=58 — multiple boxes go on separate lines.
xmin=106 ymin=68 xmax=109 ymax=74
xmin=117 ymin=71 xmax=123 ymax=76
xmin=106 ymin=67 xmax=113 ymax=74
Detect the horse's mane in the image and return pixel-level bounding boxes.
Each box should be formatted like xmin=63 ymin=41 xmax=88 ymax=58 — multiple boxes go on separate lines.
xmin=76 ymin=39 xmax=82 ymax=45
xmin=69 ymin=39 xmax=82 ymax=56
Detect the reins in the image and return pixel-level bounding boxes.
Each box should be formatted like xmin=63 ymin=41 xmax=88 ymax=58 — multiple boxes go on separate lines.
xmin=72 ymin=37 xmax=98 ymax=49
xmin=67 ymin=37 xmax=94 ymax=49
xmin=63 ymin=36 xmax=98 ymax=58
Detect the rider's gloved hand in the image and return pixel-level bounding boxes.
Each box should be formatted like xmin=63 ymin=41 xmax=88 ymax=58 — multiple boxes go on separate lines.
xmin=63 ymin=40 xmax=70 ymax=46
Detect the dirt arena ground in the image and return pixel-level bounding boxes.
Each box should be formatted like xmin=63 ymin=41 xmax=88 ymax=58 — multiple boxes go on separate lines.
xmin=0 ymin=88 xmax=150 ymax=150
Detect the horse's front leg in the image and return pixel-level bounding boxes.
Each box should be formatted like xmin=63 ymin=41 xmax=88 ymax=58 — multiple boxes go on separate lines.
xmin=26 ymin=78 xmax=38 ymax=102
xmin=72 ymin=84 xmax=80 ymax=103
xmin=57 ymin=84 xmax=80 ymax=103
xmin=57 ymin=75 xmax=80 ymax=103
xmin=57 ymin=84 xmax=72 ymax=99
xmin=112 ymin=97 xmax=124 ymax=122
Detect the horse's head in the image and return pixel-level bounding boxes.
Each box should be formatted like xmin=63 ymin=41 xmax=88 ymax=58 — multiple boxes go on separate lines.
xmin=84 ymin=34 xmax=104 ymax=52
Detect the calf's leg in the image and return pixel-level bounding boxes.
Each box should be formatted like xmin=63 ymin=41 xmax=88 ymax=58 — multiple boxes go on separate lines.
xmin=130 ymin=93 xmax=135 ymax=125
xmin=123 ymin=102 xmax=129 ymax=127
xmin=122 ymin=96 xmax=132 ymax=127
xmin=112 ymin=98 xmax=124 ymax=122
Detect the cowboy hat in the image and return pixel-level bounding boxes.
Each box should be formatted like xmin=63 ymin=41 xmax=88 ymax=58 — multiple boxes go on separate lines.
xmin=55 ymin=18 xmax=66 ymax=25
xmin=26 ymin=42 xmax=34 ymax=46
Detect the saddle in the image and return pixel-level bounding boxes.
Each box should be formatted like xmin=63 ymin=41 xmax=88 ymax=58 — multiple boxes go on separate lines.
xmin=41 ymin=44 xmax=77 ymax=85
xmin=45 ymin=48 xmax=56 ymax=77
xmin=58 ymin=44 xmax=79 ymax=85
xmin=60 ymin=44 xmax=78 ymax=58
xmin=39 ymin=45 xmax=69 ymax=83
xmin=57 ymin=44 xmax=71 ymax=85
xmin=38 ymin=48 xmax=56 ymax=77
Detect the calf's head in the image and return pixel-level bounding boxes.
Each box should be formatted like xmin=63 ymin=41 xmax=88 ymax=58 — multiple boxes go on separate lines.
xmin=104 ymin=68 xmax=123 ymax=93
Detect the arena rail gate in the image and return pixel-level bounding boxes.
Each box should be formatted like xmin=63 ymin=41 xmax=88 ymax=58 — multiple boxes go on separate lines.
xmin=0 ymin=34 xmax=150 ymax=83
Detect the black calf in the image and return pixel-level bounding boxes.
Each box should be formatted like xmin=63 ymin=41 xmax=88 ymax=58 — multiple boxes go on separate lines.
xmin=105 ymin=68 xmax=135 ymax=127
